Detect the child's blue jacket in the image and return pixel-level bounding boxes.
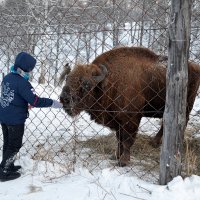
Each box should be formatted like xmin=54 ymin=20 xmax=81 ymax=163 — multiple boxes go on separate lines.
xmin=0 ymin=73 xmax=53 ymax=125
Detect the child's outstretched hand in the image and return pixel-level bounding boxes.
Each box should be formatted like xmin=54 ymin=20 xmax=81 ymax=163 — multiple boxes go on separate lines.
xmin=51 ymin=100 xmax=63 ymax=109
xmin=28 ymin=104 xmax=33 ymax=110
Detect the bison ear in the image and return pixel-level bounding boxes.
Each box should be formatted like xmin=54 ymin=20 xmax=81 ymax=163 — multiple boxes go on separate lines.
xmin=92 ymin=64 xmax=108 ymax=83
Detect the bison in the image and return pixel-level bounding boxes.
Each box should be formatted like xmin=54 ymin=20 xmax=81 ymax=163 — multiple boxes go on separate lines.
xmin=60 ymin=47 xmax=200 ymax=166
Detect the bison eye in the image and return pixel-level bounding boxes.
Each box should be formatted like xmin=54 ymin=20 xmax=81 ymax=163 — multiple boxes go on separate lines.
xmin=71 ymin=96 xmax=79 ymax=102
xmin=65 ymin=98 xmax=70 ymax=104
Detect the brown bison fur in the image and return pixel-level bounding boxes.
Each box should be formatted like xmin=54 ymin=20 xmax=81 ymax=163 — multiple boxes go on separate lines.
xmin=60 ymin=47 xmax=200 ymax=167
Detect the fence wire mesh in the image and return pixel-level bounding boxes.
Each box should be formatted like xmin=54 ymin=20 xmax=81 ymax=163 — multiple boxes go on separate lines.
xmin=0 ymin=0 xmax=200 ymax=182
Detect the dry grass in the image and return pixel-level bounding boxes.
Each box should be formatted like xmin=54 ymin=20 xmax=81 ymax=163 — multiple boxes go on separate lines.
xmin=79 ymin=132 xmax=200 ymax=177
xmin=79 ymin=133 xmax=161 ymax=175
xmin=183 ymin=137 xmax=200 ymax=176
xmin=29 ymin=128 xmax=200 ymax=178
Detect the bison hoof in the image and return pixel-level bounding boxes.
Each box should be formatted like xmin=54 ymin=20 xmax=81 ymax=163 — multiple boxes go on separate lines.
xmin=109 ymin=155 xmax=119 ymax=161
xmin=117 ymin=161 xmax=127 ymax=167
xmin=149 ymin=139 xmax=161 ymax=148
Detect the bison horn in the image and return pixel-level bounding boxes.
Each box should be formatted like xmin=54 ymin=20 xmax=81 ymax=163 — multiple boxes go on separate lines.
xmin=93 ymin=64 xmax=108 ymax=83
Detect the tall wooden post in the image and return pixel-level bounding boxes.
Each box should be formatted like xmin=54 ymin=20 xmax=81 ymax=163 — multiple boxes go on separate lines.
xmin=159 ymin=0 xmax=192 ymax=185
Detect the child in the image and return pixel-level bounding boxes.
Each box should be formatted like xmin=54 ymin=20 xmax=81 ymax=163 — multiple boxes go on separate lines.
xmin=0 ymin=52 xmax=63 ymax=181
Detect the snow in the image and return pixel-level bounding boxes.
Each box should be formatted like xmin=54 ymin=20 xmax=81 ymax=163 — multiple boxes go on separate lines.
xmin=1 ymin=166 xmax=200 ymax=200
xmin=0 ymin=83 xmax=200 ymax=199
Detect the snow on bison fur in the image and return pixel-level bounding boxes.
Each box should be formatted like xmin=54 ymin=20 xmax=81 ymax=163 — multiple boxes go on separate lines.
xmin=60 ymin=47 xmax=200 ymax=166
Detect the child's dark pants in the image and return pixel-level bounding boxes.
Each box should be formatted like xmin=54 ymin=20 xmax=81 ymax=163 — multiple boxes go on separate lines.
xmin=1 ymin=123 xmax=24 ymax=171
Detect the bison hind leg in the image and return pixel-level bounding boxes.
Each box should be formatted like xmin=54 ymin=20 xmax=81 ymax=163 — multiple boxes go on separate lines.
xmin=149 ymin=124 xmax=163 ymax=148
xmin=149 ymin=138 xmax=162 ymax=148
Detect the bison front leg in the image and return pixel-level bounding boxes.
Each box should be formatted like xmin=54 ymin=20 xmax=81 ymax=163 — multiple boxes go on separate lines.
xmin=115 ymin=128 xmax=124 ymax=160
xmin=110 ymin=128 xmax=124 ymax=161
xmin=118 ymin=136 xmax=135 ymax=167
xmin=118 ymin=120 xmax=140 ymax=167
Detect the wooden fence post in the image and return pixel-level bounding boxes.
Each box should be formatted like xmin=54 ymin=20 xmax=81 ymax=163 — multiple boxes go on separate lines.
xmin=159 ymin=0 xmax=192 ymax=185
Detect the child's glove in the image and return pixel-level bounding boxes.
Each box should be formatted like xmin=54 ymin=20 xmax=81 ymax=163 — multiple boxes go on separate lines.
xmin=51 ymin=100 xmax=63 ymax=108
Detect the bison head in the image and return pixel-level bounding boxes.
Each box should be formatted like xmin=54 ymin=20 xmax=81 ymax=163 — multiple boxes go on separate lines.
xmin=60 ymin=63 xmax=108 ymax=116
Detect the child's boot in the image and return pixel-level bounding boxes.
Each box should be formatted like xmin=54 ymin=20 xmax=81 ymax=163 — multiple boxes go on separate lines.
xmin=0 ymin=167 xmax=21 ymax=182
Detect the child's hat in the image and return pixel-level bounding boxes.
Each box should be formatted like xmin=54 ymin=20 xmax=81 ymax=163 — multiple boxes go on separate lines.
xmin=14 ymin=52 xmax=36 ymax=72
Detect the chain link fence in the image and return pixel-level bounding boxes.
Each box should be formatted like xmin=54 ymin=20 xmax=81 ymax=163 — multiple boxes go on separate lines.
xmin=0 ymin=0 xmax=200 ymax=182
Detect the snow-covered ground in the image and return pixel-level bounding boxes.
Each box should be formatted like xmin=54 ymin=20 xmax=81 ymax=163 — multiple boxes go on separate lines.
xmin=1 ymin=167 xmax=200 ymax=200
xmin=0 ymin=82 xmax=200 ymax=200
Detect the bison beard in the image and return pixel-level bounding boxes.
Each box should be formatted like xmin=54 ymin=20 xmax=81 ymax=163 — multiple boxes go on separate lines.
xmin=60 ymin=47 xmax=200 ymax=167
